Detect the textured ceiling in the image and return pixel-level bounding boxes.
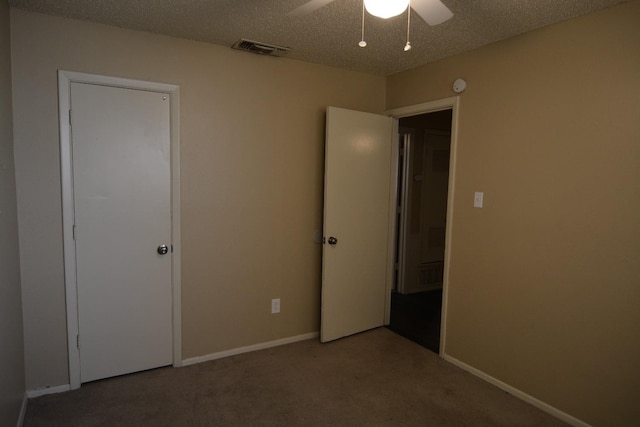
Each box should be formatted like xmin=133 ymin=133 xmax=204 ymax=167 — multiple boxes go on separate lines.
xmin=9 ymin=0 xmax=630 ymax=75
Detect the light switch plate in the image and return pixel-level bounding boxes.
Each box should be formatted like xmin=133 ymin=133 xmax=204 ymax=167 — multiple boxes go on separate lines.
xmin=474 ymin=192 xmax=484 ymax=208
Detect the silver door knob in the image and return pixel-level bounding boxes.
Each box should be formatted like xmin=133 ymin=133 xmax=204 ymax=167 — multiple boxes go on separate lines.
xmin=327 ymin=236 xmax=338 ymax=245
xmin=157 ymin=244 xmax=169 ymax=255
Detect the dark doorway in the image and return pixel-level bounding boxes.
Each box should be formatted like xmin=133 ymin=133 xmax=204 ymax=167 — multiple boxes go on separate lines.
xmin=387 ymin=109 xmax=452 ymax=353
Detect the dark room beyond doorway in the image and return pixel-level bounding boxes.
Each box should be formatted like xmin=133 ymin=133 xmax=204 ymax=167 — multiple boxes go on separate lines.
xmin=387 ymin=109 xmax=452 ymax=353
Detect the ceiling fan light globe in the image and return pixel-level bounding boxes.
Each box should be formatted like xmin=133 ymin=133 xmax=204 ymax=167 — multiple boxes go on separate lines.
xmin=364 ymin=0 xmax=410 ymax=19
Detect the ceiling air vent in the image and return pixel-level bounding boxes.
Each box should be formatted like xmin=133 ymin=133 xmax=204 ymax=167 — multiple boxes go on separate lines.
xmin=232 ymin=39 xmax=291 ymax=57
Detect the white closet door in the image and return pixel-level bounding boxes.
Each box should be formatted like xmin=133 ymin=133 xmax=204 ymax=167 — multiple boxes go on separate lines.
xmin=71 ymin=82 xmax=173 ymax=383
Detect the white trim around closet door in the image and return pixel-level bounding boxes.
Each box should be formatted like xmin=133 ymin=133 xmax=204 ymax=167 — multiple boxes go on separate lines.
xmin=58 ymin=70 xmax=182 ymax=389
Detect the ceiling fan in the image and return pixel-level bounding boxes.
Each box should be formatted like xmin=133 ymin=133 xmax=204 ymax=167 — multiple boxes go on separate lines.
xmin=288 ymin=0 xmax=453 ymax=51
xmin=288 ymin=0 xmax=453 ymax=26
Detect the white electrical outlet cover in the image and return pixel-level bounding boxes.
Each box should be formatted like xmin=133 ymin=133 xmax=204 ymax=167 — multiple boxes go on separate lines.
xmin=271 ymin=298 xmax=280 ymax=314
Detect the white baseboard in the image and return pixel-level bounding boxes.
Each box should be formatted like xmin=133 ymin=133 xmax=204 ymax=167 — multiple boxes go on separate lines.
xmin=182 ymin=331 xmax=319 ymax=366
xmin=441 ymin=353 xmax=591 ymax=427
xmin=26 ymin=384 xmax=71 ymax=399
xmin=17 ymin=392 xmax=28 ymax=427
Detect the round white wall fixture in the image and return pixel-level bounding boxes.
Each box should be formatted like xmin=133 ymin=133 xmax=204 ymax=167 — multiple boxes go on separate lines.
xmin=453 ymin=78 xmax=467 ymax=93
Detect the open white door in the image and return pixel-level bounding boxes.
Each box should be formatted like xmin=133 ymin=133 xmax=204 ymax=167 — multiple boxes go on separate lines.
xmin=321 ymin=107 xmax=395 ymax=342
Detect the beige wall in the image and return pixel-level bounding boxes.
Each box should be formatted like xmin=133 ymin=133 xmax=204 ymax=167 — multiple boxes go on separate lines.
xmin=0 ymin=1 xmax=26 ymax=425
xmin=10 ymin=9 xmax=385 ymax=390
xmin=388 ymin=2 xmax=640 ymax=425
xmin=11 ymin=3 xmax=640 ymax=425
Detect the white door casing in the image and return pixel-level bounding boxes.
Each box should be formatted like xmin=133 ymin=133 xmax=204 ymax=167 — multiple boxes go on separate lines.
xmin=59 ymin=71 xmax=182 ymax=389
xmin=321 ymin=107 xmax=396 ymax=342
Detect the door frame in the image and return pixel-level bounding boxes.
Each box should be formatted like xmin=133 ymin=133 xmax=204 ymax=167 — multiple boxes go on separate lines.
xmin=58 ymin=70 xmax=182 ymax=389
xmin=385 ymin=96 xmax=460 ymax=355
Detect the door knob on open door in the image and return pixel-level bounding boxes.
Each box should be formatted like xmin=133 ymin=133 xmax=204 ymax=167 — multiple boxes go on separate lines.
xmin=157 ymin=244 xmax=169 ymax=255
xmin=327 ymin=236 xmax=338 ymax=245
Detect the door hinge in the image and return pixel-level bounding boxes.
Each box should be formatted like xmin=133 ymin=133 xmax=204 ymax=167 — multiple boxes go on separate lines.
xmin=73 ymin=224 xmax=76 ymax=240
xmin=76 ymin=334 xmax=80 ymax=349
xmin=69 ymin=109 xmax=72 ymax=126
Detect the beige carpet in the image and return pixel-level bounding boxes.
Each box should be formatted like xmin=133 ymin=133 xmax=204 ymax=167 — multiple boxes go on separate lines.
xmin=24 ymin=328 xmax=567 ymax=426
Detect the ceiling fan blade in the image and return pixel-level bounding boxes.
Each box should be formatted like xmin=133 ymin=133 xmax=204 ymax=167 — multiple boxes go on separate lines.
xmin=288 ymin=0 xmax=337 ymax=17
xmin=411 ymin=0 xmax=453 ymax=26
